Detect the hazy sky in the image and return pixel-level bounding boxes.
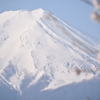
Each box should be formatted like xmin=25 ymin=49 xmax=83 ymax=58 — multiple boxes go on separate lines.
xmin=0 ymin=0 xmax=100 ymax=40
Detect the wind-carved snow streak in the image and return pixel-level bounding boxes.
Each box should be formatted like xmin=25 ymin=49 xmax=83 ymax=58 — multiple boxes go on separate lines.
xmin=44 ymin=12 xmax=99 ymax=56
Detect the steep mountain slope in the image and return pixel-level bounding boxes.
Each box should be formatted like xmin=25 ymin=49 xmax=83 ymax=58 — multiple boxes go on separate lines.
xmin=0 ymin=8 xmax=100 ymax=100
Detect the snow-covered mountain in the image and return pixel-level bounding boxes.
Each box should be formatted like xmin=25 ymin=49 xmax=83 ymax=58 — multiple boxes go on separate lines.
xmin=0 ymin=8 xmax=100 ymax=100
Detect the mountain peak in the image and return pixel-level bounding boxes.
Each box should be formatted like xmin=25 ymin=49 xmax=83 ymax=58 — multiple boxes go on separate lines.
xmin=18 ymin=8 xmax=45 ymax=14
xmin=34 ymin=8 xmax=45 ymax=12
xmin=0 ymin=8 xmax=100 ymax=94
xmin=0 ymin=8 xmax=46 ymax=25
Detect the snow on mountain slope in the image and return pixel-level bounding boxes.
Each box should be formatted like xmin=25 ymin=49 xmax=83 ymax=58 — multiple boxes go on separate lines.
xmin=0 ymin=8 xmax=100 ymax=99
